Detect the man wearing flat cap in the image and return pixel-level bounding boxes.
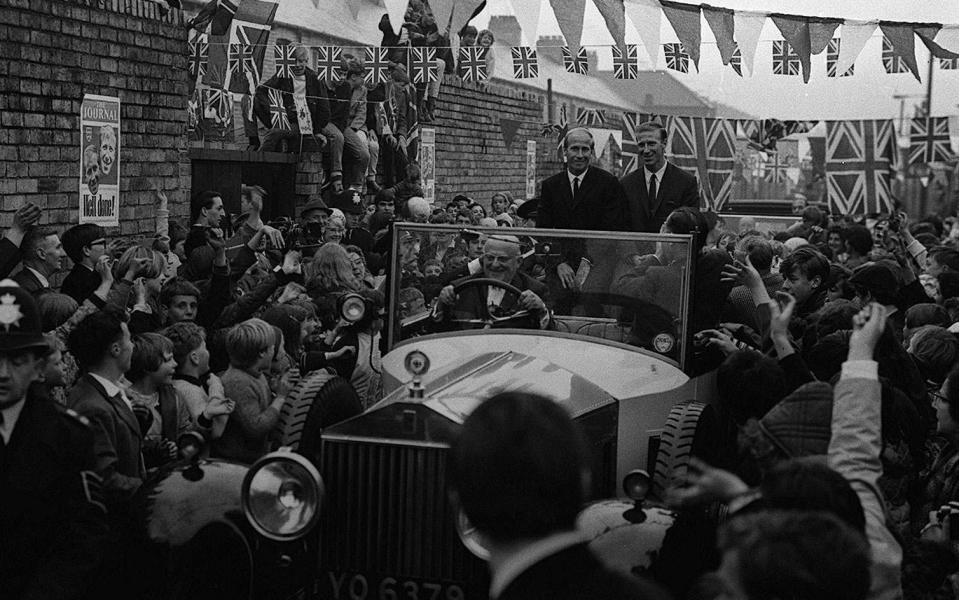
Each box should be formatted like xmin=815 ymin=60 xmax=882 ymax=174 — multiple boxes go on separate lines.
xmin=0 ymin=280 xmax=108 ymax=599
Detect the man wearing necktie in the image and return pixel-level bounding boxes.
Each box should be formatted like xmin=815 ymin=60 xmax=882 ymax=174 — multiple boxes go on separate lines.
xmin=621 ymin=121 xmax=700 ymax=234
xmin=537 ymin=128 xmax=628 ymax=313
xmin=0 ymin=279 xmax=108 ymax=599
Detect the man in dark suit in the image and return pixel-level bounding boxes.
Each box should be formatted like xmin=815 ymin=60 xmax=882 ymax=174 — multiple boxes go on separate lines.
xmin=434 ymin=235 xmax=551 ymax=330
xmin=537 ymin=128 xmax=628 ymax=314
xmin=621 ymin=121 xmax=700 ymax=233
xmin=448 ymin=392 xmax=668 ymax=600
xmin=13 ymin=227 xmax=65 ymax=296
xmin=60 ymin=222 xmax=109 ymax=303
xmin=0 ymin=280 xmax=108 ymax=599
xmin=67 ymin=306 xmax=143 ymax=507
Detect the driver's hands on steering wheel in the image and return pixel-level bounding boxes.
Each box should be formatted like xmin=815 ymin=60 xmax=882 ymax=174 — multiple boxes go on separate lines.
xmin=518 ymin=290 xmax=546 ymax=313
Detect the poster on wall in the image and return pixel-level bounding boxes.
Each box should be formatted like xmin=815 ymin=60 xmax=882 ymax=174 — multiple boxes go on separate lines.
xmin=421 ymin=127 xmax=436 ymax=205
xmin=79 ymin=94 xmax=120 ymax=226
xmin=526 ymin=140 xmax=536 ymax=200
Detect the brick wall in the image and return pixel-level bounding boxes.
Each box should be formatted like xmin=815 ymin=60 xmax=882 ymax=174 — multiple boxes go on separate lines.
xmin=0 ymin=0 xmax=191 ymax=235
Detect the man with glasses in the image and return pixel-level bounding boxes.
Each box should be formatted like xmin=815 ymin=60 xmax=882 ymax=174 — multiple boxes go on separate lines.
xmin=61 ymin=222 xmax=111 ymax=303
xmin=434 ymin=235 xmax=551 ymax=329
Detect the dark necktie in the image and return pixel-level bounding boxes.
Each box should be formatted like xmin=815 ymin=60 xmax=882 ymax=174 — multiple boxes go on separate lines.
xmin=573 ymin=176 xmax=580 ymax=200
xmin=649 ymin=173 xmax=657 ymax=202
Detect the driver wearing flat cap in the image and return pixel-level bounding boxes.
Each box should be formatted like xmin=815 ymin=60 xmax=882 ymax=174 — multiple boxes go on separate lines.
xmin=0 ymin=279 xmax=108 ymax=598
xmin=434 ymin=235 xmax=551 ymax=329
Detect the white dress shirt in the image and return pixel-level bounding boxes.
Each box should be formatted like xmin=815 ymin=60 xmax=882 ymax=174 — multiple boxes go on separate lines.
xmin=566 ymin=168 xmax=589 ymax=197
xmin=644 ymin=162 xmax=668 ymax=199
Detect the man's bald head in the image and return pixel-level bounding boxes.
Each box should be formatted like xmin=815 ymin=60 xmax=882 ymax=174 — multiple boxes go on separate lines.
xmin=406 ymin=196 xmax=430 ymax=222
xmin=564 ymin=127 xmax=594 ymax=150
xmin=482 ymin=235 xmax=523 ymax=282
xmin=484 ymin=235 xmax=522 ymax=256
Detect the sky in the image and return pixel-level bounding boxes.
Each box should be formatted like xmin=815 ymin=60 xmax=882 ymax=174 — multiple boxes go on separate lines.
xmin=469 ymin=0 xmax=959 ymax=120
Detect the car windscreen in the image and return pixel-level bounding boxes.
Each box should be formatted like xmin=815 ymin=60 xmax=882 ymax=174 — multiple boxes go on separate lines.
xmin=387 ymin=224 xmax=696 ymax=369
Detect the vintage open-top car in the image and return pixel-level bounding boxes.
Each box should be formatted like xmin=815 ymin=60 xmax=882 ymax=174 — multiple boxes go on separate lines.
xmin=312 ymin=224 xmax=715 ymax=599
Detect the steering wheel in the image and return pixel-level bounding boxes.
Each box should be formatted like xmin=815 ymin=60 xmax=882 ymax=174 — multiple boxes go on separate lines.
xmin=448 ymin=278 xmax=533 ymax=329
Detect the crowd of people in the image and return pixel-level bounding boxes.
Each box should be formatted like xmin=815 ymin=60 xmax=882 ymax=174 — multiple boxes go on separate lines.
xmin=6 ymin=115 xmax=959 ymax=599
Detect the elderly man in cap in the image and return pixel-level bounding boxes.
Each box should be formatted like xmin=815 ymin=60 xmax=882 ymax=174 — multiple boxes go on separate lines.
xmin=0 ymin=279 xmax=108 ymax=599
xmin=435 ymin=235 xmax=551 ymax=330
xmin=294 ymin=196 xmax=332 ymax=249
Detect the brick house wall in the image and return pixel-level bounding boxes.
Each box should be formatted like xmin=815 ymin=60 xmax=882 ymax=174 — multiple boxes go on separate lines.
xmin=0 ymin=0 xmax=191 ymax=235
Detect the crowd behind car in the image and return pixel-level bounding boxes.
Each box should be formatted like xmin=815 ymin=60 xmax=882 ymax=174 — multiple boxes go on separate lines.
xmin=7 ymin=154 xmax=959 ymax=598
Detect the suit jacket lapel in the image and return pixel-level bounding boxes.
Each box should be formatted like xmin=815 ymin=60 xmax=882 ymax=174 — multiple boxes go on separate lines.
xmin=84 ymin=374 xmax=139 ymax=437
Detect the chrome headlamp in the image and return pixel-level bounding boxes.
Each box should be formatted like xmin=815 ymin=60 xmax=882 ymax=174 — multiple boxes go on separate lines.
xmin=241 ymin=449 xmax=324 ymax=542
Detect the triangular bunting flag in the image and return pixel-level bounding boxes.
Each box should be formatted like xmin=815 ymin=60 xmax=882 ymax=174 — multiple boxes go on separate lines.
xmin=703 ymin=5 xmax=737 ymax=65
xmin=809 ymin=20 xmax=840 ymax=55
xmin=383 ymin=0 xmax=407 ymax=35
xmin=771 ymin=16 xmax=812 ymax=83
xmin=510 ymin=0 xmax=541 ymax=46
xmin=500 ymin=117 xmax=521 ymax=149
xmin=661 ymin=0 xmax=701 ymax=71
xmin=593 ymin=0 xmax=626 ymax=53
xmin=733 ymin=11 xmax=765 ymax=76
xmin=916 ymin=26 xmax=959 ymax=60
xmin=835 ymin=21 xmax=875 ymax=77
xmin=937 ymin=26 xmax=959 ymax=54
xmin=428 ymin=0 xmax=456 ymax=33
xmin=345 ymin=0 xmax=363 ymax=19
xmin=624 ymin=0 xmax=661 ymax=69
xmin=549 ymin=0 xmax=587 ymax=50
xmin=880 ymin=23 xmax=921 ymax=81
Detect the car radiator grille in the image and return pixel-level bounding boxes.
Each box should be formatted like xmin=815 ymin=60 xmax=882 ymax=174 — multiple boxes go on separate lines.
xmin=320 ymin=438 xmax=487 ymax=587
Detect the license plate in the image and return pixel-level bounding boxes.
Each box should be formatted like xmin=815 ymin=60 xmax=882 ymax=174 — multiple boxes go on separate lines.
xmin=322 ymin=572 xmax=467 ymax=600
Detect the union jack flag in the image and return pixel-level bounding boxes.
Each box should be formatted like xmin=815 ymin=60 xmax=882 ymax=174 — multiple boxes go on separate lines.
xmin=511 ymin=46 xmax=538 ymax=79
xmin=772 ymin=40 xmax=800 ymax=76
xmin=668 ymin=116 xmax=737 ymax=210
xmin=364 ymin=47 xmax=390 ymax=85
xmin=267 ymin=88 xmax=290 ymax=129
xmin=188 ymin=34 xmax=208 ymax=82
xmin=274 ymin=44 xmax=296 ymax=78
xmin=229 ymin=43 xmax=255 ymax=83
xmin=908 ymin=117 xmax=954 ymax=165
xmin=827 ymin=38 xmax=854 ymax=78
xmin=562 ymin=46 xmax=588 ymax=75
xmin=663 ymin=43 xmax=688 ymax=73
xmin=825 ymin=119 xmax=895 ymax=214
xmin=202 ymin=88 xmax=233 ymax=126
xmin=940 ymin=57 xmax=959 ymax=70
xmin=458 ymin=47 xmax=489 ymax=81
xmin=314 ymin=46 xmax=343 ymax=82
xmin=729 ymin=47 xmax=742 ymax=76
xmin=612 ymin=44 xmax=638 ymax=80
xmin=576 ymin=107 xmax=606 ymax=127
xmin=203 ymin=0 xmax=277 ymax=94
xmin=763 ymin=151 xmax=791 ymax=184
xmin=410 ymin=47 xmax=438 ymax=84
xmin=882 ymin=35 xmax=909 ymax=74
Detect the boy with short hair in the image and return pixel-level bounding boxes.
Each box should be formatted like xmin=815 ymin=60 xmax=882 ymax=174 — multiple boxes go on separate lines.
xmin=213 ymin=318 xmax=292 ymax=463
xmin=163 ymin=322 xmax=233 ymax=441
xmin=159 ymin=278 xmax=202 ymax=325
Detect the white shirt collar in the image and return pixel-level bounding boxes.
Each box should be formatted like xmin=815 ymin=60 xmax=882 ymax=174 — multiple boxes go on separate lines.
xmin=644 ymin=162 xmax=668 ymax=187
xmin=567 ymin=168 xmax=589 ymax=187
xmin=489 ymin=529 xmax=587 ymax=599
xmin=25 ymin=266 xmax=49 ymax=288
xmin=88 ymin=373 xmax=133 ymax=411
xmin=0 ymin=398 xmax=26 ymax=444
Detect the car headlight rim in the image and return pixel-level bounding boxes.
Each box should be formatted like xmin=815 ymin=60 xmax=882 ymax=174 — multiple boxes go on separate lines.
xmin=241 ymin=450 xmax=324 ymax=542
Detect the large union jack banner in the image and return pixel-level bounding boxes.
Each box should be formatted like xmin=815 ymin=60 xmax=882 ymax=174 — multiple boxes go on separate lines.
xmin=908 ymin=117 xmax=954 ymax=165
xmin=825 ymin=119 xmax=895 ymax=214
xmin=511 ymin=46 xmax=539 ymax=79
xmin=612 ymin=44 xmax=638 ymax=80
xmin=562 ymin=46 xmax=588 ymax=75
xmin=203 ymin=0 xmax=277 ymax=95
xmin=668 ymin=116 xmax=738 ymax=210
